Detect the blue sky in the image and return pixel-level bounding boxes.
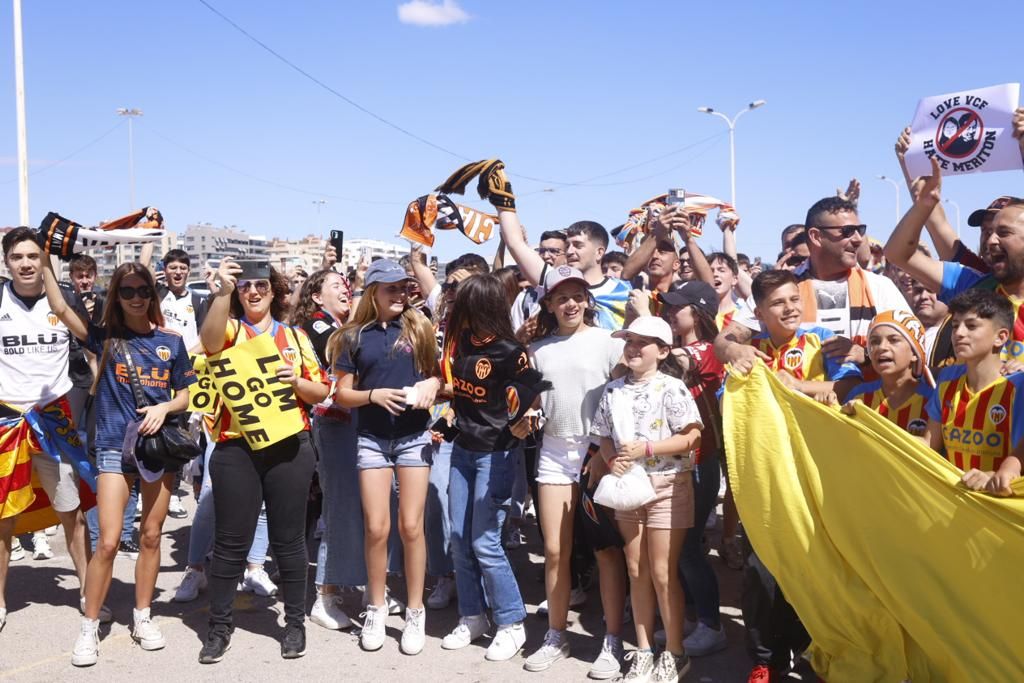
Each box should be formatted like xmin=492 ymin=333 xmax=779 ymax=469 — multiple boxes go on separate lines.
xmin=1 ymin=0 xmax=1021 ymax=263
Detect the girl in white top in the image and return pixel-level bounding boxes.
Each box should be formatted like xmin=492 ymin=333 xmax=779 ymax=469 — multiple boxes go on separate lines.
xmin=592 ymin=316 xmax=703 ymax=681
xmin=522 ymin=265 xmax=627 ymax=677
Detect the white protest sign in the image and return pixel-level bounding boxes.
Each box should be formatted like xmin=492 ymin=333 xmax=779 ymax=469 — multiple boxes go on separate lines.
xmin=906 ymin=83 xmax=1022 ymax=178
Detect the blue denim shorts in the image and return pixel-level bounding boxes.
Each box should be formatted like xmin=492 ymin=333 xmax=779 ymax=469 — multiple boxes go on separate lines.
xmin=356 ymin=432 xmax=432 ymax=470
xmin=96 ymin=447 xmax=137 ymax=475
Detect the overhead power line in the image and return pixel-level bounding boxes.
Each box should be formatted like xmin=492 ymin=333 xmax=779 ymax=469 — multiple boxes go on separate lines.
xmin=0 ymin=120 xmax=125 ymax=185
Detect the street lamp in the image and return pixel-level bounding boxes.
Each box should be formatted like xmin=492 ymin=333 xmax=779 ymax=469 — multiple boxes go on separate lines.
xmin=312 ymin=199 xmax=327 ymax=233
xmin=696 ymin=100 xmax=766 ymax=207
xmin=877 ymin=175 xmax=901 ymax=223
xmin=116 ymin=108 xmax=143 ymax=210
xmin=945 ymin=199 xmax=961 ymax=239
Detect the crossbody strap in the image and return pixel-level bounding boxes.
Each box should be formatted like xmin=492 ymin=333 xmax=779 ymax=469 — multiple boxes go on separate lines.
xmin=119 ymin=339 xmax=152 ymax=409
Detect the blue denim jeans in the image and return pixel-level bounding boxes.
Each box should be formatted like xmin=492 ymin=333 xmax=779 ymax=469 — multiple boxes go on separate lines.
xmin=448 ymin=443 xmax=526 ymax=626
xmin=426 ymin=440 xmax=454 ymax=577
xmin=680 ymin=449 xmax=722 ymax=628
xmin=187 ymin=436 xmax=270 ymax=566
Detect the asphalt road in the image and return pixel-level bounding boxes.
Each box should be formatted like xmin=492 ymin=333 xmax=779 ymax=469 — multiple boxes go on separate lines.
xmin=0 ymin=495 xmax=813 ymax=682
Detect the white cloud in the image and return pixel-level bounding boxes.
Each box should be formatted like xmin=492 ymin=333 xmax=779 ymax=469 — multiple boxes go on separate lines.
xmin=397 ymin=0 xmax=470 ymax=27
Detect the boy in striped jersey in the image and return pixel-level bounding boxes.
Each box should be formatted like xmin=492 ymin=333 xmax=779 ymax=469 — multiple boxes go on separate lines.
xmin=729 ymin=270 xmax=861 ymax=403
xmin=845 ymin=311 xmax=933 ymax=436
xmin=924 ymin=289 xmax=1024 ymax=496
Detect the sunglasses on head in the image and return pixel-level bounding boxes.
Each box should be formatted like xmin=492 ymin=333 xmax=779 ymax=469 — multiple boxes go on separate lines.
xmin=814 ymin=224 xmax=867 ymax=239
xmin=118 ymin=284 xmax=154 ymax=300
xmin=441 ymin=281 xmax=459 ymax=293
xmin=238 ymin=280 xmax=271 ymax=295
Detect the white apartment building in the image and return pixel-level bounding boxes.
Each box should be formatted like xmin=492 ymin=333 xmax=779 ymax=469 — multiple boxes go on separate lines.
xmin=339 ymin=237 xmax=410 ymax=271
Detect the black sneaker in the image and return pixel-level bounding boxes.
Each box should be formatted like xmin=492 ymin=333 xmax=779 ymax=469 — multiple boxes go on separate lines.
xmin=198 ymin=629 xmax=231 ymax=664
xmin=281 ymin=624 xmax=306 ymax=659
xmin=117 ymin=540 xmax=140 ymax=560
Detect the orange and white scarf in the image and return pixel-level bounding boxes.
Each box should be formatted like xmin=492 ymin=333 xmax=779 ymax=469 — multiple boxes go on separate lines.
xmin=400 ymin=193 xmax=497 ymax=248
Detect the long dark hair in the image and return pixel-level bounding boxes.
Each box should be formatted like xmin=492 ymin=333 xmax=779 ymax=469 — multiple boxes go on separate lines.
xmin=446 ymin=274 xmax=518 ymax=352
xmin=291 ymin=269 xmax=349 ymax=327
xmin=229 ymin=266 xmax=291 ymax=322
xmin=101 ymin=262 xmax=164 ymax=337
xmin=492 ymin=267 xmax=521 ymax=308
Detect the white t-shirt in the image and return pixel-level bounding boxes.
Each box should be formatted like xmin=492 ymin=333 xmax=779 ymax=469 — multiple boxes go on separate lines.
xmin=528 ymin=326 xmax=624 ymax=438
xmin=160 ymin=288 xmax=200 ymax=350
xmin=0 ymin=282 xmax=73 ymax=409
xmin=733 ymin=267 xmax=908 ymax=340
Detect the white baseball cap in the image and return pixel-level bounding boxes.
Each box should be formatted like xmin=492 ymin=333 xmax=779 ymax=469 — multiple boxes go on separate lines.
xmin=542 ymin=264 xmax=589 ymax=295
xmin=611 ymin=316 xmax=673 ymax=346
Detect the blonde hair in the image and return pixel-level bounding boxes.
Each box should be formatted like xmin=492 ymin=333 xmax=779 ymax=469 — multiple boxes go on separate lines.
xmin=326 ymin=282 xmax=437 ymax=376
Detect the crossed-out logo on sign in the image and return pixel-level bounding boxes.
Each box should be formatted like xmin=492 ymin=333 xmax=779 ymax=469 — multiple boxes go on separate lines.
xmin=907 ymin=419 xmax=928 ymax=437
xmin=922 ymin=94 xmax=997 ymax=172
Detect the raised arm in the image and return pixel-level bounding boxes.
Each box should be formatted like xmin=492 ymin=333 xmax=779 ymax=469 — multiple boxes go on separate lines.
xmin=492 ymin=235 xmax=506 ymax=271
xmin=497 ymin=209 xmax=546 ymax=286
xmin=408 ymin=244 xmax=438 ymax=297
xmin=882 ymin=156 xmax=945 ymax=293
xmin=720 ymin=219 xmax=751 ymax=299
xmin=895 ymin=126 xmax=958 ymax=260
xmin=42 ymin=258 xmax=88 ymax=341
xmin=199 ymin=257 xmax=241 ymax=354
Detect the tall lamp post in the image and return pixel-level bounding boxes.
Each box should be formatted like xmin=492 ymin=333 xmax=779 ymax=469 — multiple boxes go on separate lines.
xmin=945 ymin=199 xmax=961 ymax=239
xmin=116 ymin=108 xmax=143 ymax=210
xmin=13 ymin=0 xmax=30 ymax=224
xmin=312 ymin=199 xmax=327 ymax=234
xmin=877 ymin=175 xmax=901 ymax=224
xmin=696 ymin=100 xmax=766 ymax=207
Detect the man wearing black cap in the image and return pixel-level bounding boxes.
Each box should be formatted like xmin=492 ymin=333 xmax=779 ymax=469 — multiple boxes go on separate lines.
xmin=883 ymin=163 xmax=1024 ymax=366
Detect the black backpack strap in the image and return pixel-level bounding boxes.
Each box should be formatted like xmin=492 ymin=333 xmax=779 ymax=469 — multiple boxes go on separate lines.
xmin=192 ymin=291 xmax=209 ymax=331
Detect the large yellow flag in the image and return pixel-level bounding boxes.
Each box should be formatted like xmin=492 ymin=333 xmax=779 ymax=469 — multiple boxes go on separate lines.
xmin=723 ymin=362 xmax=1024 ymax=682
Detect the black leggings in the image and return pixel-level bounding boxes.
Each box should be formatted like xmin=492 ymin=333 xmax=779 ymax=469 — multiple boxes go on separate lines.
xmin=207 ymin=433 xmax=316 ymax=631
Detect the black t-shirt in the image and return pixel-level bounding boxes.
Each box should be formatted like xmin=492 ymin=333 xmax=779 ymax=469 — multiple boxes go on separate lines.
xmin=300 ymin=309 xmax=338 ymax=369
xmin=67 ymin=289 xmax=104 ymax=388
xmin=450 ymin=334 xmax=539 ymax=452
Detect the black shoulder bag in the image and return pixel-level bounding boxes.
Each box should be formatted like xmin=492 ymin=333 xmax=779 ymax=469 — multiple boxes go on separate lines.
xmin=120 ymin=339 xmax=202 ymax=468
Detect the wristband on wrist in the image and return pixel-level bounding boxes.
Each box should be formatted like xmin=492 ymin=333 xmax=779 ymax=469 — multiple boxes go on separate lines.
xmin=645 ymin=441 xmax=653 ymax=459
xmin=368 ymin=389 xmax=374 ymax=406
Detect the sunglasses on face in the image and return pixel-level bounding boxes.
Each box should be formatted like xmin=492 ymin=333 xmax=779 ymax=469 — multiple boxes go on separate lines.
xmin=238 ymin=280 xmax=271 ymax=295
xmin=441 ymin=281 xmax=459 ymax=294
xmin=814 ymin=224 xmax=867 ymax=239
xmin=536 ymin=247 xmax=565 ymax=256
xmin=118 ymin=285 xmax=154 ymax=300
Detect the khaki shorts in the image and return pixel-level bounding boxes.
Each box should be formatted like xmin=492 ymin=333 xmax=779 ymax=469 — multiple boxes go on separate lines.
xmin=31 ymin=451 xmax=81 ymax=513
xmin=615 ymin=471 xmax=693 ymax=530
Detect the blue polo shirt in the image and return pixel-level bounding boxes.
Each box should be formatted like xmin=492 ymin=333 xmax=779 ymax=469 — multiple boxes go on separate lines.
xmin=335 ymin=318 xmax=431 ymax=439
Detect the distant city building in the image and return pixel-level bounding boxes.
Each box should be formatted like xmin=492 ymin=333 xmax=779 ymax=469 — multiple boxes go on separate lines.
xmin=269 ymin=234 xmax=326 ymax=274
xmin=182 ymin=223 xmax=268 ymax=268
xmin=339 ymin=238 xmax=410 ymax=271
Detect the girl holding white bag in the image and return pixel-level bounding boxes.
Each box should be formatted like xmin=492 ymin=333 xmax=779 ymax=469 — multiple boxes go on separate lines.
xmin=591 ymin=316 xmax=703 ymax=682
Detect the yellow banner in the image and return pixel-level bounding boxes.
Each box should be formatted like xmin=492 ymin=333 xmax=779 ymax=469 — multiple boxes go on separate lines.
xmin=723 ymin=362 xmax=1024 ymax=682
xmin=188 ymin=355 xmax=218 ymax=415
xmin=205 ymin=334 xmax=306 ymax=450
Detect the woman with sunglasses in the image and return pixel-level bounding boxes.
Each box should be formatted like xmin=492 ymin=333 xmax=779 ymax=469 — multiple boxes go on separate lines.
xmin=197 ymin=257 xmax=330 ymax=663
xmin=42 ymin=260 xmax=196 ymax=667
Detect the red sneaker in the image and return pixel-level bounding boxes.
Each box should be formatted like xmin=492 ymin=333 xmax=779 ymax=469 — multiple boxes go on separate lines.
xmin=748 ymin=664 xmax=772 ymax=683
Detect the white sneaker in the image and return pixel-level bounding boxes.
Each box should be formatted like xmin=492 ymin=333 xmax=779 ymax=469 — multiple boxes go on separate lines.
xmin=0 ymin=607 xmax=7 ymax=633
xmin=10 ymin=537 xmax=25 ymax=562
xmin=400 ymin=607 xmax=426 ymax=655
xmin=589 ymin=634 xmax=624 ymax=680
xmin=536 ymin=587 xmax=586 ymax=615
xmin=242 ymin=566 xmax=278 ymax=597
xmin=524 ymin=628 xmax=570 ymax=672
xmin=80 ymin=596 xmax=113 ymax=624
xmin=359 ymin=604 xmax=388 ymax=651
xmin=441 ymin=614 xmax=490 ymax=650
xmin=486 ymin=621 xmax=526 ymax=662
xmin=310 ymin=594 xmax=352 ymax=630
xmin=132 ymin=608 xmax=166 ymax=651
xmin=167 ymin=494 xmax=188 ymax=519
xmin=682 ymin=621 xmax=727 ymax=656
xmin=71 ymin=618 xmax=100 ymax=667
xmin=426 ymin=576 xmax=455 ymax=610
xmin=31 ymin=533 xmax=53 ymax=560
xmin=622 ymin=649 xmax=656 ymax=682
xmin=174 ymin=567 xmax=208 ymax=603
xmin=45 ymin=524 xmax=58 ymax=536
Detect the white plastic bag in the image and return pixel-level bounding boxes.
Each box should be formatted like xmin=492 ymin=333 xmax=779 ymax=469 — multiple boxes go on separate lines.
xmin=593 ymin=464 xmax=657 ymax=511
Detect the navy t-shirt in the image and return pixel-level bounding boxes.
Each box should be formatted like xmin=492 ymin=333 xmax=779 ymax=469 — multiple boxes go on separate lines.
xmin=86 ymin=323 xmax=197 ymax=451
xmin=335 ymin=318 xmax=430 ymax=439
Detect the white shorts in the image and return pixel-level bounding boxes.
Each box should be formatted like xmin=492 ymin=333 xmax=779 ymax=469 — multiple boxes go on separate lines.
xmin=536 ymin=434 xmax=591 ymax=485
xmin=32 ymin=451 xmax=80 ymax=513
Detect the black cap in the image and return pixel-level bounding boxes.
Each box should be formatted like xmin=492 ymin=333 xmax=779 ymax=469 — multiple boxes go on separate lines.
xmin=658 ymin=280 xmax=718 ymax=317
xmin=967 ymin=196 xmax=1023 ymax=227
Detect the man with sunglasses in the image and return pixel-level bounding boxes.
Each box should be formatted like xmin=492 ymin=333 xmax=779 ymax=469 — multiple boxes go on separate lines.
xmin=715 ymin=196 xmax=907 ymax=368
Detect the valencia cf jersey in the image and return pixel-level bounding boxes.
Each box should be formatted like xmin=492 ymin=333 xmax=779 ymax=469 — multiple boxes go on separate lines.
xmin=752 ymin=326 xmax=861 ymax=383
xmin=450 ymin=334 xmax=535 ymax=452
xmin=926 ymin=365 xmax=1024 ymax=473
xmin=846 ymin=379 xmax=934 ymax=437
